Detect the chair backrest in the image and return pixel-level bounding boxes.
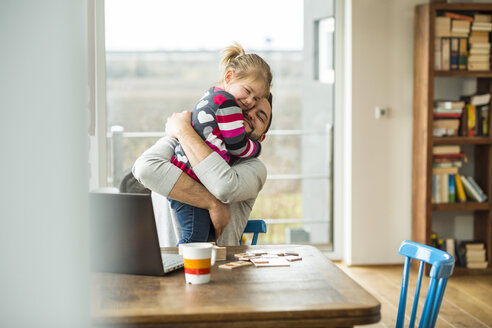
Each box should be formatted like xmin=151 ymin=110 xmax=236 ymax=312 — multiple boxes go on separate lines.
xmin=396 ymin=240 xmax=455 ymax=328
xmin=240 ymin=219 xmax=267 ymax=245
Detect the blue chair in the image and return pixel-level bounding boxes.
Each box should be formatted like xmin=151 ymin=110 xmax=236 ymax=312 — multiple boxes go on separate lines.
xmin=396 ymin=240 xmax=455 ymax=328
xmin=240 ymin=219 xmax=267 ymax=245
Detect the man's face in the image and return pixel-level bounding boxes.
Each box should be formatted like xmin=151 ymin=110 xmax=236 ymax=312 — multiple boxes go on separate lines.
xmin=243 ymin=97 xmax=272 ymax=142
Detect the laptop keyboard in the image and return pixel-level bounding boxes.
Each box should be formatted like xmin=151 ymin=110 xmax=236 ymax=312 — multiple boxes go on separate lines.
xmin=162 ymin=253 xmax=184 ymax=273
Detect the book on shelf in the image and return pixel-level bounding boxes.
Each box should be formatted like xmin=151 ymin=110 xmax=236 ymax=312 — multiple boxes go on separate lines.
xmin=442 ymin=37 xmax=451 ymax=71
xmin=452 ymin=20 xmax=471 ymax=37
xmin=468 ymin=62 xmax=490 ymax=71
xmin=479 ymin=105 xmax=490 ymax=136
xmin=466 ymin=248 xmax=486 ymax=261
xmin=460 ymin=93 xmax=491 ymax=136
xmin=433 ymin=118 xmax=460 ymax=137
xmin=450 ymin=38 xmax=459 ymax=70
xmin=459 ymin=106 xmax=468 ymax=136
xmin=469 ymin=47 xmax=490 ymax=55
xmin=467 ymin=104 xmax=477 ymax=136
xmin=432 ymin=174 xmax=447 ymax=204
xmin=472 ymin=22 xmax=492 ymax=32
xmin=433 ymin=153 xmax=466 ymax=160
xmin=434 ymin=108 xmax=462 ymax=114
xmin=460 ymin=175 xmax=487 ymax=202
xmin=455 ymin=173 xmax=466 ymax=202
xmin=465 ymin=242 xmax=486 ymax=251
xmin=468 ymin=54 xmax=490 ymax=62
xmin=433 ymin=175 xmax=441 ymax=204
xmin=444 ymin=237 xmax=456 ymax=258
xmin=468 ymin=32 xmax=489 ymax=44
xmin=466 ymin=176 xmax=488 ymax=201
xmin=434 ymin=38 xmax=442 ymax=70
xmin=464 ymin=242 xmax=488 ymax=269
xmin=444 ymin=12 xmax=474 ymax=23
xmin=432 ymin=145 xmax=461 ymax=155
xmin=433 ymin=155 xmax=464 ymax=162
xmin=435 ymin=16 xmax=451 ymax=37
xmin=468 ymin=61 xmax=490 ymax=71
xmin=467 ymin=261 xmax=488 ymax=269
xmin=469 ymin=40 xmax=490 ymax=48
xmin=448 ymin=174 xmax=456 ymax=203
xmin=433 ymin=160 xmax=462 ymax=168
xmin=432 ymin=166 xmax=459 ymax=175
xmin=458 ymin=38 xmax=468 ymax=70
xmin=441 ymin=173 xmax=448 ymax=203
xmin=434 ymin=100 xmax=465 ymax=110
xmin=468 ymin=93 xmax=491 ymax=106
xmin=474 ymin=13 xmax=492 ymax=23
xmin=434 ymin=112 xmax=461 ymax=118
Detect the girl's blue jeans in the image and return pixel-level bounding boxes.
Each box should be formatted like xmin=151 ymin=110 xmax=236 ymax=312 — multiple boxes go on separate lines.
xmin=169 ymin=199 xmax=215 ymax=245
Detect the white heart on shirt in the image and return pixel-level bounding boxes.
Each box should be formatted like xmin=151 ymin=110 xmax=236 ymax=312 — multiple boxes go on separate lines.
xmin=203 ymin=126 xmax=213 ymax=138
xmin=177 ymin=154 xmax=188 ymax=163
xmin=197 ymin=110 xmax=214 ymax=124
xmin=196 ymin=99 xmax=208 ymax=109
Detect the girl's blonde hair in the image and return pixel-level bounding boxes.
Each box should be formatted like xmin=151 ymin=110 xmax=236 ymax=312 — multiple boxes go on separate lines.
xmin=220 ymin=42 xmax=272 ymax=97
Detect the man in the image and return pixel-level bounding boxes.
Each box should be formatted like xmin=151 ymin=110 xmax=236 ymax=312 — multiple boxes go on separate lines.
xmin=133 ymin=96 xmax=272 ymax=246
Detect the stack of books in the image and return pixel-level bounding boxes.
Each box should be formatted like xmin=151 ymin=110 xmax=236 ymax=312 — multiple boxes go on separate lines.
xmin=431 ymin=145 xmax=488 ymax=204
xmin=460 ymin=93 xmax=490 ymax=136
xmin=434 ymin=11 xmax=492 ymax=71
xmin=433 ymin=100 xmax=464 ymax=137
xmin=435 ymin=13 xmax=471 ymax=71
xmin=464 ymin=242 xmax=488 ymax=269
xmin=432 ymin=145 xmax=465 ymax=203
xmin=469 ymin=13 xmax=492 ymax=71
xmin=451 ymin=18 xmax=471 ymax=37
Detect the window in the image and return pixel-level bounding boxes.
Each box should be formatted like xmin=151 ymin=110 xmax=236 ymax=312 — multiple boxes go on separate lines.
xmin=99 ymin=0 xmax=336 ymax=248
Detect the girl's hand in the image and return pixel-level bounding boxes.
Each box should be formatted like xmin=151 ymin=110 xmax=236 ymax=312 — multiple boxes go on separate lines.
xmin=165 ymin=111 xmax=192 ymax=139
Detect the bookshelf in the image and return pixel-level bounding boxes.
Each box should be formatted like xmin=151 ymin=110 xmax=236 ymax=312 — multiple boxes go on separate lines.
xmin=412 ymin=3 xmax=492 ymax=274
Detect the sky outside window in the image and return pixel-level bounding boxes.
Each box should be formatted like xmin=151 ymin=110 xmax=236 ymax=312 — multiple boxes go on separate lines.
xmin=105 ymin=0 xmax=303 ymax=51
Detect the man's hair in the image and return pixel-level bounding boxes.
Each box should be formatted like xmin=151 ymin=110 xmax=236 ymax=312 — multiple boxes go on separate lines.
xmin=264 ymin=92 xmax=273 ymax=134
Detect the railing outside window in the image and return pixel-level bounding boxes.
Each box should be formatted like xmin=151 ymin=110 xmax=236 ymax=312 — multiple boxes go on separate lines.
xmin=107 ymin=125 xmax=333 ymax=245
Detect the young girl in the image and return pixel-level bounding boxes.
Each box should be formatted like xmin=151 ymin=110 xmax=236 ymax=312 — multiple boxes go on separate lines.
xmin=169 ymin=42 xmax=272 ymax=245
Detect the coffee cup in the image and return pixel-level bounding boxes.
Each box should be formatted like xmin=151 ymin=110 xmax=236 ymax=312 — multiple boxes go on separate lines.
xmin=181 ymin=243 xmax=216 ymax=284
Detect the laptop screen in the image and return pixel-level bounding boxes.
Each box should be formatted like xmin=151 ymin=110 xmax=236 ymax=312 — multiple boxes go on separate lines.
xmin=89 ymin=192 xmax=166 ymax=276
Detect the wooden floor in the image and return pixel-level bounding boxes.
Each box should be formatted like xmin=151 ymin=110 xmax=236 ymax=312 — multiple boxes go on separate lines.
xmin=335 ymin=263 xmax=492 ymax=328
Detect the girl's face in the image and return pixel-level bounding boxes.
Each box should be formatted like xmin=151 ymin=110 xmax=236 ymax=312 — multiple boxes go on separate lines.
xmin=223 ymin=70 xmax=264 ymax=111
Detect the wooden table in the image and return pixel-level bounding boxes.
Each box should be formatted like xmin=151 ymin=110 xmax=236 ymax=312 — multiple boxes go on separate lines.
xmin=92 ymin=245 xmax=380 ymax=327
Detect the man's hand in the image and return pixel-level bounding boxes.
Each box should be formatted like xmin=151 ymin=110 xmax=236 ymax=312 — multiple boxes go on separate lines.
xmin=208 ymin=200 xmax=230 ymax=240
xmin=165 ymin=111 xmax=193 ymax=140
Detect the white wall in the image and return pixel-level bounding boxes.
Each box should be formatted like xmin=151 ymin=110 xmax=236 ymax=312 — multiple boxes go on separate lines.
xmin=0 ymin=1 xmax=89 ymax=326
xmin=345 ymin=0 xmax=427 ymax=264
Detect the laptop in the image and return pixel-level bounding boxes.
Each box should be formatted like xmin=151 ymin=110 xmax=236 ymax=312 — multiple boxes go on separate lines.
xmin=89 ymin=192 xmax=184 ymax=276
